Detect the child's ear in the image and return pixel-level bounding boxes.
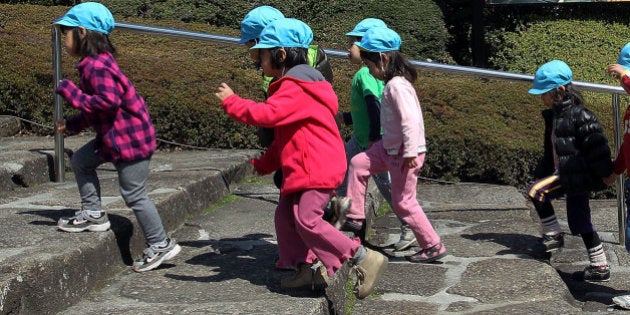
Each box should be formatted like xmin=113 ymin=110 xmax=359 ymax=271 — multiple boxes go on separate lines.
xmin=278 ymin=48 xmax=286 ymax=63
xmin=557 ymin=85 xmax=566 ymax=93
xmin=78 ymin=26 xmax=87 ymax=39
xmin=380 ymin=53 xmax=390 ymax=66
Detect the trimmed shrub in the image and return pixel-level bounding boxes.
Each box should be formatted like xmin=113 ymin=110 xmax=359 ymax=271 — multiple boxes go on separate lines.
xmin=0 ymin=3 xmax=618 ymax=194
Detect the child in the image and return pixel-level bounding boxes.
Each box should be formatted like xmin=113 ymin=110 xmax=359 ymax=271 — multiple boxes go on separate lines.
xmin=238 ymin=6 xmax=333 ymax=149
xmin=607 ymin=42 xmax=630 ymax=310
xmin=237 ymin=6 xmax=343 ymax=272
xmin=527 ymin=60 xmax=613 ymax=282
xmin=215 ymin=18 xmax=388 ymax=298
xmin=346 ymin=27 xmax=447 ymax=263
xmin=337 ymin=18 xmax=417 ymax=251
xmin=607 ymin=43 xmax=630 ymax=250
xmin=53 ymin=2 xmax=180 ymax=272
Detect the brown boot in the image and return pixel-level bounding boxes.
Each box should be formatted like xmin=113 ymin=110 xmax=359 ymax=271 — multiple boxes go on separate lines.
xmin=353 ymin=248 xmax=388 ymax=299
xmin=281 ymin=262 xmax=329 ymax=290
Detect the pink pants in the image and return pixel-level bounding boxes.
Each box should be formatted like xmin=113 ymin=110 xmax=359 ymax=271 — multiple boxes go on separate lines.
xmin=346 ymin=141 xmax=441 ymax=249
xmin=275 ymin=188 xmax=361 ymax=276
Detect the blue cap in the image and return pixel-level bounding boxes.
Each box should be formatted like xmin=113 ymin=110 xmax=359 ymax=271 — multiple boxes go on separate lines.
xmin=345 ymin=18 xmax=387 ymax=37
xmin=618 ymin=43 xmax=630 ymax=71
xmin=238 ymin=6 xmax=284 ymax=44
xmin=355 ymin=27 xmax=401 ymax=53
xmin=54 ymin=2 xmax=115 ymax=35
xmin=251 ymin=18 xmax=313 ymax=50
xmin=528 ymin=60 xmax=573 ymax=95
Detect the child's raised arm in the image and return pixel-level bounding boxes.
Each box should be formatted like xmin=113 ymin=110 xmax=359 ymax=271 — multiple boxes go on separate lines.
xmin=215 ymin=83 xmax=235 ymax=101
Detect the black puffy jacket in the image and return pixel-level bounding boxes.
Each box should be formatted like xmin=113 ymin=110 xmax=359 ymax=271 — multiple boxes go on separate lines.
xmin=533 ymin=100 xmax=612 ymax=193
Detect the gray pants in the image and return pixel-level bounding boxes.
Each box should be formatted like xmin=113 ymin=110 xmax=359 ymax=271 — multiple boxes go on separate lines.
xmin=72 ymin=139 xmax=167 ymax=244
xmin=337 ymin=136 xmax=405 ymax=225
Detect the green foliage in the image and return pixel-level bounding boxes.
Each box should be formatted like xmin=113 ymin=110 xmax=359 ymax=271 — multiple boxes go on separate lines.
xmin=98 ymin=0 xmax=452 ymax=62
xmin=0 ymin=3 xmax=620 ymax=193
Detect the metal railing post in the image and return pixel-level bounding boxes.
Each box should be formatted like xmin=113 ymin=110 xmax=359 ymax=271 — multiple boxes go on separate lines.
xmin=52 ymin=25 xmax=65 ymax=182
xmin=613 ymin=93 xmax=625 ymax=245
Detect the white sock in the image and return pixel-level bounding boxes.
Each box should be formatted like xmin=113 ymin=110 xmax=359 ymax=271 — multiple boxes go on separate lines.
xmin=540 ymin=215 xmax=562 ymax=235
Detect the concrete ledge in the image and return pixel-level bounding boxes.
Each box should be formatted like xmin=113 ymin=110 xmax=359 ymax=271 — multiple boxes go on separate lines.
xmin=0 ymin=143 xmax=259 ymax=314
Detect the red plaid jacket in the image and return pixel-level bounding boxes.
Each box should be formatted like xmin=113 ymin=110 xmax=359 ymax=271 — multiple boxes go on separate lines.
xmin=56 ymin=52 xmax=156 ymax=163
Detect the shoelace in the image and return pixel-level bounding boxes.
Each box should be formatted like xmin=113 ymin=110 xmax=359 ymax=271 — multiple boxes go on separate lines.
xmin=352 ymin=265 xmax=366 ymax=295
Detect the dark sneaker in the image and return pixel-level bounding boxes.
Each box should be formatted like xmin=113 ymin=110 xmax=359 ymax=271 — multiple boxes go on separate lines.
xmin=57 ymin=210 xmax=110 ymax=232
xmin=340 ymin=219 xmax=364 ymax=234
xmin=280 ymin=261 xmax=329 ymax=291
xmin=394 ymin=224 xmax=417 ymax=251
xmin=133 ymin=238 xmax=181 ymax=272
xmin=528 ymin=233 xmax=564 ymax=254
xmin=583 ymin=264 xmax=610 ymax=282
xmin=353 ymin=248 xmax=388 ymax=299
xmin=407 ymin=242 xmax=447 ymax=263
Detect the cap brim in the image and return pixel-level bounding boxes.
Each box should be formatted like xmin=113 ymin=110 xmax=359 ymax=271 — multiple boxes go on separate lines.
xmin=355 ymin=42 xmax=369 ymax=51
xmin=250 ymin=43 xmax=275 ymax=50
xmin=53 ymin=17 xmax=79 ymax=27
xmin=345 ymin=31 xmax=362 ymax=37
xmin=528 ymin=88 xmax=549 ymax=95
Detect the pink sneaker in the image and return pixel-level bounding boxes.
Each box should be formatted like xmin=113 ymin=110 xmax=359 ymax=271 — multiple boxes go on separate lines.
xmin=407 ymin=242 xmax=446 ymax=263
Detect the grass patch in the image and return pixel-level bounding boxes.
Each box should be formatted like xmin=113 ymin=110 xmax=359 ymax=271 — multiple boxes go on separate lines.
xmin=375 ymin=200 xmax=391 ymax=218
xmin=344 ymin=276 xmax=356 ymax=315
xmin=203 ymin=194 xmax=238 ymax=214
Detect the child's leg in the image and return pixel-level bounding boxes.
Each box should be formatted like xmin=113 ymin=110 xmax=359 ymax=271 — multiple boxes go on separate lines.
xmin=58 ymin=140 xmax=111 ymax=233
xmin=387 ymin=153 xmax=440 ymax=249
xmin=527 ymin=175 xmax=565 ymax=235
xmin=293 ymin=189 xmax=362 ymax=276
xmin=566 ymin=192 xmax=596 ymax=236
xmin=72 ymin=140 xmax=103 ymax=211
xmin=117 ymin=158 xmax=181 ymax=272
xmin=335 ymin=136 xmax=363 ymax=197
xmin=345 ymin=141 xmax=388 ymax=222
xmin=275 ymin=193 xmax=317 ymax=269
xmin=116 ymin=158 xmax=167 ymax=245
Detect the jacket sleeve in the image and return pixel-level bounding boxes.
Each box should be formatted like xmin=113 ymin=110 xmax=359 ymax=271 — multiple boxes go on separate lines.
xmin=365 ymin=94 xmax=382 ymax=142
xmin=64 ymin=113 xmax=90 ymax=134
xmin=577 ymin=109 xmax=613 ymax=178
xmin=55 ymin=69 xmax=121 ymax=114
xmin=222 ymin=81 xmax=320 ymax=128
xmin=621 ymin=73 xmax=630 ymax=95
xmin=251 ymin=139 xmax=281 ymax=175
xmin=613 ymin=141 xmax=628 ymax=175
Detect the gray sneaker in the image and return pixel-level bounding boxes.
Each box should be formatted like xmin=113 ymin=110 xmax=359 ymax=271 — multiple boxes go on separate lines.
xmin=58 ymin=210 xmax=111 ymax=233
xmin=332 ymin=196 xmax=352 ymax=229
xmin=394 ymin=224 xmax=417 ymax=251
xmin=133 ymin=238 xmax=181 ymax=272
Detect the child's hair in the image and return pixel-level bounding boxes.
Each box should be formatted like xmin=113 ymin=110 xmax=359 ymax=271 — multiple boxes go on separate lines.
xmin=61 ymin=25 xmax=116 ymax=57
xmin=546 ymin=83 xmax=584 ymax=106
xmin=360 ymin=50 xmax=417 ymax=83
xmin=269 ymin=47 xmax=308 ymax=69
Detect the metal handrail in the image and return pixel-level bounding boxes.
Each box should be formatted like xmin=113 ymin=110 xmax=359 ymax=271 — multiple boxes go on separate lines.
xmin=52 ymin=21 xmax=627 ymax=244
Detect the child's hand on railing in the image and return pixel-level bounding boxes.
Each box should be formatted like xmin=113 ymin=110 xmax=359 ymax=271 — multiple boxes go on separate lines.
xmin=54 ymin=119 xmax=66 ymax=135
xmin=215 ymin=82 xmax=234 ymax=101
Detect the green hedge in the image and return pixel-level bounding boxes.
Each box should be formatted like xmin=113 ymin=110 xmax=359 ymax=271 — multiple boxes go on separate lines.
xmin=97 ymin=0 xmax=452 ymax=62
xmin=0 ymin=3 xmax=618 ymax=194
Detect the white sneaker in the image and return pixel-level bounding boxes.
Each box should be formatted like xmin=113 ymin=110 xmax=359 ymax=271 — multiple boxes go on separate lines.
xmin=394 ymin=224 xmax=417 ymax=251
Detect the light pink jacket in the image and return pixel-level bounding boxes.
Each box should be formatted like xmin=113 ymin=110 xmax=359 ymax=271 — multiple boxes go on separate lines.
xmin=381 ymin=76 xmax=426 ymax=158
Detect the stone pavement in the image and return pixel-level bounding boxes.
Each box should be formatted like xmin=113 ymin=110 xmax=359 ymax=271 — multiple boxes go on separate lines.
xmin=2 ymin=132 xmax=630 ymax=314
